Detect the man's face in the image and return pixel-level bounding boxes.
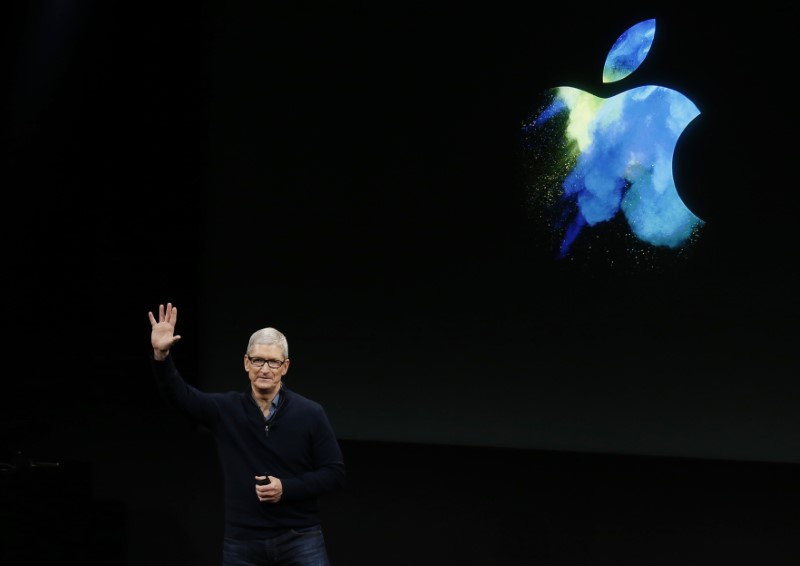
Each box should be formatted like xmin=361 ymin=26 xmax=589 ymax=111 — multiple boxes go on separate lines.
xmin=245 ymin=344 xmax=290 ymax=394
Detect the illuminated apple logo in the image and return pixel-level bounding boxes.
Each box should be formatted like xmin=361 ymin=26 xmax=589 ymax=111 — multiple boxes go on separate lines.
xmin=523 ymin=18 xmax=704 ymax=260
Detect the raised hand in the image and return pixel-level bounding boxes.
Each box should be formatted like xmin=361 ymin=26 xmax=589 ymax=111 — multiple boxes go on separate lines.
xmin=148 ymin=302 xmax=182 ymax=359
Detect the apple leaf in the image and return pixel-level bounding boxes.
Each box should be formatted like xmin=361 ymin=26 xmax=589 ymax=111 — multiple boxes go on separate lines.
xmin=602 ymin=18 xmax=656 ymax=83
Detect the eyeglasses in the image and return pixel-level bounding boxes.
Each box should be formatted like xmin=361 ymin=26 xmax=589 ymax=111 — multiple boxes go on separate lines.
xmin=247 ymin=356 xmax=286 ymax=369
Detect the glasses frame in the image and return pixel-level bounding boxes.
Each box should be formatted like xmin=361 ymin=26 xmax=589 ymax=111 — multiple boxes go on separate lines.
xmin=247 ymin=355 xmax=286 ymax=369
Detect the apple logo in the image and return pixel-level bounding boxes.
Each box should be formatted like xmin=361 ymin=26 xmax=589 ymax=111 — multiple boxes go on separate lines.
xmin=523 ymin=18 xmax=704 ymax=260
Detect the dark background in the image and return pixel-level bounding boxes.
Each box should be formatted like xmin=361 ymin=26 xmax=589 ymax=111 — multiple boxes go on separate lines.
xmin=202 ymin=6 xmax=797 ymax=464
xmin=2 ymin=2 xmax=798 ymax=564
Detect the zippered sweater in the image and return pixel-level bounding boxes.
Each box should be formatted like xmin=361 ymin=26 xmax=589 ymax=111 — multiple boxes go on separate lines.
xmin=151 ymin=354 xmax=346 ymax=539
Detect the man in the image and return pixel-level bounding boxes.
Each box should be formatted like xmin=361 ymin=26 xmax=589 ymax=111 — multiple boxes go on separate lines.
xmin=148 ymin=302 xmax=345 ymax=565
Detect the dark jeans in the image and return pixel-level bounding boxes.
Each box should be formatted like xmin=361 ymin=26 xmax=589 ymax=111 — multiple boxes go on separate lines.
xmin=222 ymin=526 xmax=330 ymax=566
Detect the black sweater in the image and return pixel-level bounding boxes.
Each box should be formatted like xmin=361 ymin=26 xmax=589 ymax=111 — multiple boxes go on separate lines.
xmin=151 ymin=355 xmax=346 ymax=539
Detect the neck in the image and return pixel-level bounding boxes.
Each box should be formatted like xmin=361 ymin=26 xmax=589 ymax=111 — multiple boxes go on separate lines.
xmin=252 ymin=384 xmax=280 ymax=405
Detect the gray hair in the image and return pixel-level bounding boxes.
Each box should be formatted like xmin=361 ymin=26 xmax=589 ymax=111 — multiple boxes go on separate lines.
xmin=246 ymin=327 xmax=289 ymax=358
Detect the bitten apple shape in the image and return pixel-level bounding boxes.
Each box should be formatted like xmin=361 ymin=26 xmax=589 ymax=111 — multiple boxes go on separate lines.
xmin=526 ymin=19 xmax=704 ymax=259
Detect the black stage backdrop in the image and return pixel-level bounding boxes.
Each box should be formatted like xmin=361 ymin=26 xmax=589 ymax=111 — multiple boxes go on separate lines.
xmin=3 ymin=3 xmax=798 ymax=464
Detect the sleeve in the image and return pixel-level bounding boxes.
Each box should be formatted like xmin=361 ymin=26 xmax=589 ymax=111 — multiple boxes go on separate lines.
xmin=281 ymin=403 xmax=346 ymax=501
xmin=149 ymin=352 xmax=219 ymax=425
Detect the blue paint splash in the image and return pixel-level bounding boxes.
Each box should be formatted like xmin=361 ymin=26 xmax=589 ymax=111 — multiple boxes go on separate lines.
xmin=524 ymin=19 xmax=704 ymax=259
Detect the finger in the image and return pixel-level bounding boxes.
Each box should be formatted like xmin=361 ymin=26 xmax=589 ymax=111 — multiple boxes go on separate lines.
xmin=164 ymin=303 xmax=175 ymax=324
